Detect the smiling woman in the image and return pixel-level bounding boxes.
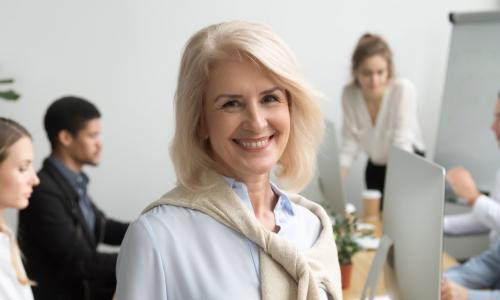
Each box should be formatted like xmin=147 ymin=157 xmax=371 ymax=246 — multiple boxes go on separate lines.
xmin=0 ymin=118 xmax=39 ymax=300
xmin=116 ymin=20 xmax=342 ymax=300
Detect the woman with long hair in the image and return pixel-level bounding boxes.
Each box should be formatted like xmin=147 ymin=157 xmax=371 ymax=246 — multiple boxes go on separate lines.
xmin=340 ymin=34 xmax=425 ymax=209
xmin=0 ymin=117 xmax=39 ymax=299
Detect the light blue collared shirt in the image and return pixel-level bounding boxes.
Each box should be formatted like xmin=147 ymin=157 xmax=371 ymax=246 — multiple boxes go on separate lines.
xmin=49 ymin=156 xmax=96 ymax=233
xmin=116 ymin=178 xmax=324 ymax=300
xmin=444 ymin=241 xmax=500 ymax=299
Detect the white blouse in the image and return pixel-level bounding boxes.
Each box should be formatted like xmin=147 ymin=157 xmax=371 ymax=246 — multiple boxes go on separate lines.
xmin=340 ymin=78 xmax=425 ymax=167
xmin=0 ymin=232 xmax=33 ymax=300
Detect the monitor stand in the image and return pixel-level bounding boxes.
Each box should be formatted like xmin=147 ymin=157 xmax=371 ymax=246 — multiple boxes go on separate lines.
xmin=360 ymin=235 xmax=394 ymax=300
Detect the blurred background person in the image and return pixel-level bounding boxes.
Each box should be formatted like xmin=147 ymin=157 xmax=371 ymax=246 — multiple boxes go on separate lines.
xmin=340 ymin=33 xmax=425 ymax=209
xmin=0 ymin=117 xmax=39 ymax=300
xmin=17 ymin=97 xmax=128 ymax=300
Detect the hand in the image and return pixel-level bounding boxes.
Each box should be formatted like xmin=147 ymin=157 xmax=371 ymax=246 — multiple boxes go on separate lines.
xmin=441 ymin=279 xmax=468 ymax=300
xmin=446 ymin=167 xmax=481 ymax=205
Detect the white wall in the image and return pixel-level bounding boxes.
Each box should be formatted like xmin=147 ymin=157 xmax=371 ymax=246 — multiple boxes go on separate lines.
xmin=1 ymin=0 xmax=499 ymax=226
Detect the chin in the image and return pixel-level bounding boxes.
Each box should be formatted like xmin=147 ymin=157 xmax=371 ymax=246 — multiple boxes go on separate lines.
xmin=17 ymin=199 xmax=30 ymax=210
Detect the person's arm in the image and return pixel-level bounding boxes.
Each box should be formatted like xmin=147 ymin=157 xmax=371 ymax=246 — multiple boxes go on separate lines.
xmin=340 ymin=87 xmax=360 ymax=176
xmin=115 ymin=218 xmax=167 ymax=300
xmin=442 ymin=279 xmax=500 ymax=300
xmin=445 ymin=166 xmax=500 ymax=233
xmin=472 ymin=195 xmax=500 ymax=233
xmin=391 ymin=79 xmax=419 ymax=152
xmin=446 ymin=167 xmax=482 ymax=205
xmin=441 ymin=279 xmax=468 ymax=300
xmin=443 ymin=213 xmax=490 ymax=236
xmin=444 ymin=243 xmax=500 ymax=291
xmin=93 ymin=208 xmax=129 ymax=246
xmin=19 ymin=184 xmax=117 ymax=285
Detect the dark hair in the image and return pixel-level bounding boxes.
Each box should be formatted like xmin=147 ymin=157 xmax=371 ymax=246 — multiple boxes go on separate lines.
xmin=0 ymin=118 xmax=32 ymax=165
xmin=44 ymin=96 xmax=101 ymax=149
xmin=351 ymin=33 xmax=394 ymax=86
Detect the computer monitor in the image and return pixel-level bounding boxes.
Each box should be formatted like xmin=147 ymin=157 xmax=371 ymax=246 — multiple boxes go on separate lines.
xmin=362 ymin=146 xmax=445 ymax=299
xmin=313 ymin=120 xmax=347 ymax=216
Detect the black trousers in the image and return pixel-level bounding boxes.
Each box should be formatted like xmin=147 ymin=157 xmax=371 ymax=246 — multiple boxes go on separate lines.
xmin=365 ymin=148 xmax=425 ymax=210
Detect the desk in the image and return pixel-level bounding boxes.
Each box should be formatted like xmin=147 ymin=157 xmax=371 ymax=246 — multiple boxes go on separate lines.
xmin=342 ymin=220 xmax=458 ymax=299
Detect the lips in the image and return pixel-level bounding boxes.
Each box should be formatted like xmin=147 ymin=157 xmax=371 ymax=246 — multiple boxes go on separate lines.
xmin=233 ymin=135 xmax=273 ymax=150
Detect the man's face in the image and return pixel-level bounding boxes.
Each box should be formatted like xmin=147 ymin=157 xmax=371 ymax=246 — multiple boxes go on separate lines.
xmin=66 ymin=118 xmax=102 ymax=166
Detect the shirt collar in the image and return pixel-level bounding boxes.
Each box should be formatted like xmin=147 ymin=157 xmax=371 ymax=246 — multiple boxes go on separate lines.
xmin=222 ymin=176 xmax=295 ymax=218
xmin=49 ymin=156 xmax=89 ymax=192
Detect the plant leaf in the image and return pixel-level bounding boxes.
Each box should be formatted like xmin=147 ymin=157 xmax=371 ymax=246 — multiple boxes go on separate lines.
xmin=0 ymin=78 xmax=15 ymax=84
xmin=0 ymin=90 xmax=20 ymax=101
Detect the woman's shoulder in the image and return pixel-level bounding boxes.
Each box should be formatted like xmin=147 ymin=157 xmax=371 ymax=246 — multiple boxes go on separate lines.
xmin=341 ymin=82 xmax=363 ymax=106
xmin=342 ymin=82 xmax=359 ymax=96
xmin=390 ymin=78 xmax=416 ymax=92
xmin=138 ymin=203 xmax=205 ymax=230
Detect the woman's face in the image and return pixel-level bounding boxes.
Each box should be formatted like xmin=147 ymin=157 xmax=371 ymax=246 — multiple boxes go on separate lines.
xmin=202 ymin=58 xmax=291 ymax=182
xmin=0 ymin=137 xmax=39 ymax=211
xmin=355 ymin=54 xmax=390 ymax=98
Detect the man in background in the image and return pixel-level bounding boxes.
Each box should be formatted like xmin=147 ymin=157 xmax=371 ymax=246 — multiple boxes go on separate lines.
xmin=445 ymin=91 xmax=500 ymax=249
xmin=441 ymin=92 xmax=500 ymax=299
xmin=18 ymin=96 xmax=129 ymax=300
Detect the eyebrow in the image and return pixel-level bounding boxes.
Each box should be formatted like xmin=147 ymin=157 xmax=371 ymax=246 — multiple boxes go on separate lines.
xmin=213 ymin=86 xmax=283 ymax=104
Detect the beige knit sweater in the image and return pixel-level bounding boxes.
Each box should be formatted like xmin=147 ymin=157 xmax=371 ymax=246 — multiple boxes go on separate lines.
xmin=143 ymin=172 xmax=342 ymax=300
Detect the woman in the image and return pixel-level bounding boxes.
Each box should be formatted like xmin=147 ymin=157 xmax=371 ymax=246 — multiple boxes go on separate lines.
xmin=116 ymin=21 xmax=342 ymax=300
xmin=340 ymin=33 xmax=425 ymax=209
xmin=0 ymin=117 xmax=39 ymax=300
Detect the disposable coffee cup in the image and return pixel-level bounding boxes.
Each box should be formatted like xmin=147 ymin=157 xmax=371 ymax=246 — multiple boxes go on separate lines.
xmin=362 ymin=189 xmax=382 ymax=221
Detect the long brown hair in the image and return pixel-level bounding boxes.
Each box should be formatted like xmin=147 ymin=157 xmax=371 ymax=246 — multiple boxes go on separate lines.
xmin=0 ymin=117 xmax=34 ymax=285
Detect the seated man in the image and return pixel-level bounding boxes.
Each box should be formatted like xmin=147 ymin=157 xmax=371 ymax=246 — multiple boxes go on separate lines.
xmin=18 ymin=96 xmax=129 ymax=300
xmin=445 ymin=91 xmax=500 ymax=249
xmin=442 ymin=241 xmax=500 ymax=299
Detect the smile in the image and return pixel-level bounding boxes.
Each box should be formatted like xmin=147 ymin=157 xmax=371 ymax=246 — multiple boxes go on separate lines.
xmin=234 ymin=136 xmax=273 ymax=150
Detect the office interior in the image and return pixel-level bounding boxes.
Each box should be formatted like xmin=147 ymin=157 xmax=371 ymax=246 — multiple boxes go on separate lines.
xmin=1 ymin=0 xmax=500 ymax=297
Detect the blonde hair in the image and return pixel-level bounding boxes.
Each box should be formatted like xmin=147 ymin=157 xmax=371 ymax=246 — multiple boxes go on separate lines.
xmin=171 ymin=20 xmax=324 ymax=192
xmin=0 ymin=118 xmax=33 ymax=285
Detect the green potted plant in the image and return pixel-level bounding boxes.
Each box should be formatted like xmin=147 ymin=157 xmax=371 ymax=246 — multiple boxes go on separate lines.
xmin=332 ymin=214 xmax=361 ymax=289
xmin=0 ymin=78 xmax=20 ymax=101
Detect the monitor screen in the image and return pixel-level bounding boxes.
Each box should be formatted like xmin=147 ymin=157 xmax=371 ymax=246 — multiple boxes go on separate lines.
xmin=311 ymin=120 xmax=347 ymax=216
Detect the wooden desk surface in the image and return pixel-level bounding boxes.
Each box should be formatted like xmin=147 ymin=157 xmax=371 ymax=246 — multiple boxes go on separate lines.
xmin=342 ymin=219 xmax=458 ymax=299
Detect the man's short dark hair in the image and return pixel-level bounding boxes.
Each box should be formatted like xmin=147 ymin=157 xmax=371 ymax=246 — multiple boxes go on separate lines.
xmin=44 ymin=96 xmax=101 ymax=149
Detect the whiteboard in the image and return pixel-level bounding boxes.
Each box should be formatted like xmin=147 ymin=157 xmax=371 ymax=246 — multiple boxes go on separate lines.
xmin=435 ymin=11 xmax=500 ymax=192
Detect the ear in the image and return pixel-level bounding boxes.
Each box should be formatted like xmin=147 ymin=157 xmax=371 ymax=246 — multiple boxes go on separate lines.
xmin=197 ymin=106 xmax=209 ymax=140
xmin=57 ymin=130 xmax=74 ymax=147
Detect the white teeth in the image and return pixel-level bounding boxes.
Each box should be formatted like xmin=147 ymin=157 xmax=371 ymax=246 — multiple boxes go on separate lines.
xmin=240 ymin=138 xmax=269 ymax=149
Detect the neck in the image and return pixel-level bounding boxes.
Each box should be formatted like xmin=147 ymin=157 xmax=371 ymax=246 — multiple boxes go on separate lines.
xmin=0 ymin=214 xmax=7 ymax=232
xmin=52 ymin=150 xmax=82 ymax=173
xmin=363 ymin=92 xmax=383 ymax=105
xmin=243 ymin=174 xmax=276 ymax=216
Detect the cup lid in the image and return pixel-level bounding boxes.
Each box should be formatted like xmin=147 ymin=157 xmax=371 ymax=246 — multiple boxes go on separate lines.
xmin=362 ymin=189 xmax=382 ymax=199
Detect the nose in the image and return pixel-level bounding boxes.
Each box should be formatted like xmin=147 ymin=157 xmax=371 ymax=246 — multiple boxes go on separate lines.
xmin=31 ymin=172 xmax=40 ymax=187
xmin=96 ymin=138 xmax=103 ymax=150
xmin=245 ymin=102 xmax=267 ymax=132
